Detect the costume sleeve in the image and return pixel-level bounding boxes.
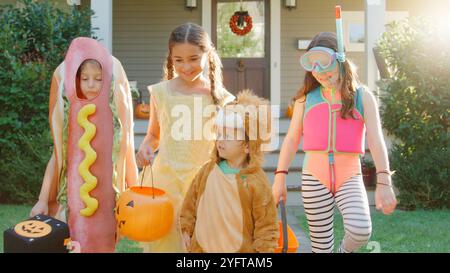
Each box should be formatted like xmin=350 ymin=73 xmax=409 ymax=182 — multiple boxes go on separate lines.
xmin=113 ymin=57 xmax=138 ymax=190
xmin=118 ymin=60 xmax=139 ymax=188
xmin=180 ymin=163 xmax=208 ymax=237
xmin=251 ymin=173 xmax=279 ymax=253
xmin=47 ymin=67 xmax=64 ymax=216
xmin=147 ymin=84 xmax=161 ymax=123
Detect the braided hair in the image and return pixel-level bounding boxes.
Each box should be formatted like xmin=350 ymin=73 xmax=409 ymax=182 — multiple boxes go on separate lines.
xmin=163 ymin=22 xmax=224 ymax=105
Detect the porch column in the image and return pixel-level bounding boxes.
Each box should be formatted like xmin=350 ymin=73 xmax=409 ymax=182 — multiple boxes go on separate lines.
xmin=270 ymin=0 xmax=281 ymax=111
xmin=91 ymin=0 xmax=113 ymax=52
xmin=365 ymin=0 xmax=386 ymax=96
xmin=202 ymin=0 xmax=212 ymax=36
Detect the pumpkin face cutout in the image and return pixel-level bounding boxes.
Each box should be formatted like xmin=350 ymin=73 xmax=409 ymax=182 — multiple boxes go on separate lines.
xmin=115 ymin=186 xmax=174 ymax=242
xmin=14 ymin=220 xmax=52 ymax=238
xmin=134 ymin=103 xmax=150 ymax=119
xmin=285 ymin=103 xmax=294 ymax=119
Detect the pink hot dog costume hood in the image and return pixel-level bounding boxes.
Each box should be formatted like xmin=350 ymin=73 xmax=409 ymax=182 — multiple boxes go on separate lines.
xmin=45 ymin=37 xmax=138 ymax=252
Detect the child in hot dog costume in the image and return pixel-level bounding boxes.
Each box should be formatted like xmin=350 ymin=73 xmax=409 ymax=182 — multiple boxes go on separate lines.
xmin=180 ymin=90 xmax=279 ymax=253
xmin=30 ymin=37 xmax=138 ymax=252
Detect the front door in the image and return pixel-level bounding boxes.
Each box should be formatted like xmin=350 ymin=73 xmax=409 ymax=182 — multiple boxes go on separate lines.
xmin=212 ymin=0 xmax=270 ymax=99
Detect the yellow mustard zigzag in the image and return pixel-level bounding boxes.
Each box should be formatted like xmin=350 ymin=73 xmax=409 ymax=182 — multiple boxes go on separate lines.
xmin=77 ymin=104 xmax=98 ymax=217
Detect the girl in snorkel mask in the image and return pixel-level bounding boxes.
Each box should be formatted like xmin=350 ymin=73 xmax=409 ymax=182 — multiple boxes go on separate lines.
xmin=272 ymin=7 xmax=397 ymax=253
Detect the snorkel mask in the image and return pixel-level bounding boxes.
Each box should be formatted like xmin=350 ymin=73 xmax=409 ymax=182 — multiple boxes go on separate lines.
xmin=300 ymin=6 xmax=346 ymax=73
xmin=300 ymin=46 xmax=338 ymax=73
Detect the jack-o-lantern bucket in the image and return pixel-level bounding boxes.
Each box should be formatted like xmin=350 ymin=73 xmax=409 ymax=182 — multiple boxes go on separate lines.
xmin=115 ymin=166 xmax=174 ymax=242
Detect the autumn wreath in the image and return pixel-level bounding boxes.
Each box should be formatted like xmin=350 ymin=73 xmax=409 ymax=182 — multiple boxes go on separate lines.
xmin=229 ymin=11 xmax=253 ymax=36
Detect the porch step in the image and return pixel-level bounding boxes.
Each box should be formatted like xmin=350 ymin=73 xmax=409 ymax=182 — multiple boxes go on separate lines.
xmin=263 ymin=152 xmax=305 ymax=169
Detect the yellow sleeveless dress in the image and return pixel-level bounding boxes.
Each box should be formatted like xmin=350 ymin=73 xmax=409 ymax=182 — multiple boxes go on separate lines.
xmin=141 ymin=81 xmax=234 ymax=252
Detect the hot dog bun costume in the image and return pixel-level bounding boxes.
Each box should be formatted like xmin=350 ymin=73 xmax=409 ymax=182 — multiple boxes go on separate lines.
xmin=180 ymin=90 xmax=279 ymax=253
xmin=46 ymin=37 xmax=138 ymax=252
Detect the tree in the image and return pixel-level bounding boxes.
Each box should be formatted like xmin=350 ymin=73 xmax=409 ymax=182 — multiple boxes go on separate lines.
xmin=0 ymin=0 xmax=94 ymax=203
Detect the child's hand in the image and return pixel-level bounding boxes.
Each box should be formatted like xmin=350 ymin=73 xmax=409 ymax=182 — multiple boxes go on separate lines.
xmin=136 ymin=140 xmax=154 ymax=167
xmin=375 ymin=175 xmax=397 ymax=215
xmin=182 ymin=232 xmax=191 ymax=252
xmin=272 ymin=175 xmax=287 ymax=206
xmin=30 ymin=200 xmax=48 ymax=217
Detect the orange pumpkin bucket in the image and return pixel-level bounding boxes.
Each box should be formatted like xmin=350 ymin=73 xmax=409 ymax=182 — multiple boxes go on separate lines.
xmin=285 ymin=101 xmax=294 ymax=119
xmin=115 ymin=165 xmax=174 ymax=242
xmin=134 ymin=102 xmax=150 ymax=119
xmin=274 ymin=201 xmax=299 ymax=253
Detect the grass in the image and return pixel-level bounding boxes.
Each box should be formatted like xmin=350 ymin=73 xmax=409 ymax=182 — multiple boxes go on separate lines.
xmin=296 ymin=207 xmax=450 ymax=253
xmin=0 ymin=204 xmax=143 ymax=253
xmin=2 ymin=204 xmax=448 ymax=253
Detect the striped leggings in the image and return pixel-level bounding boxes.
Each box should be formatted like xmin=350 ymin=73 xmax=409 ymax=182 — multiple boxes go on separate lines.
xmin=301 ymin=173 xmax=372 ymax=253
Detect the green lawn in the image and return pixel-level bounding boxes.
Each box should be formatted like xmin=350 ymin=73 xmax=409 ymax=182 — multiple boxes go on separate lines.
xmin=1 ymin=204 xmax=448 ymax=253
xmin=296 ymin=208 xmax=450 ymax=253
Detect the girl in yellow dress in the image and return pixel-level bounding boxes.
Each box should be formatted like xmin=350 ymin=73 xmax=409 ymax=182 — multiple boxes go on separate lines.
xmin=135 ymin=22 xmax=234 ymax=252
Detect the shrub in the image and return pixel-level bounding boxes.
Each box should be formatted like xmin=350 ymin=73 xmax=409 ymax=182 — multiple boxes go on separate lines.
xmin=376 ymin=17 xmax=449 ymax=209
xmin=0 ymin=0 xmax=93 ymax=203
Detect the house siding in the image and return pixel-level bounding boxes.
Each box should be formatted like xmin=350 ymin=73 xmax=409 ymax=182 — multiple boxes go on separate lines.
xmin=280 ymin=0 xmax=365 ymax=112
xmin=1 ymin=0 xmax=448 ymax=107
xmin=112 ymin=0 xmax=202 ymax=102
xmin=279 ymin=0 xmax=450 ymax=111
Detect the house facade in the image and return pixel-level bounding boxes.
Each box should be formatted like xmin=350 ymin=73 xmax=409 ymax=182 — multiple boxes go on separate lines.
xmin=3 ymin=0 xmax=448 ymax=205
xmin=3 ymin=0 xmax=448 ymax=112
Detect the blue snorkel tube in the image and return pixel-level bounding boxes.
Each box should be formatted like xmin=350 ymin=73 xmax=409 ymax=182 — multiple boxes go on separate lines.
xmin=335 ymin=6 xmax=346 ymax=77
xmin=335 ymin=5 xmax=346 ymax=63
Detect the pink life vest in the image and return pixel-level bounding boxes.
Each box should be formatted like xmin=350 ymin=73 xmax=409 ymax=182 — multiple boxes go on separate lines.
xmin=302 ymin=86 xmax=366 ymax=154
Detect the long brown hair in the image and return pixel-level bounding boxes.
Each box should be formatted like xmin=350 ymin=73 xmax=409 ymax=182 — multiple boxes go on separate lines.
xmin=163 ymin=22 xmax=223 ymax=105
xmin=294 ymin=32 xmax=360 ymax=119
